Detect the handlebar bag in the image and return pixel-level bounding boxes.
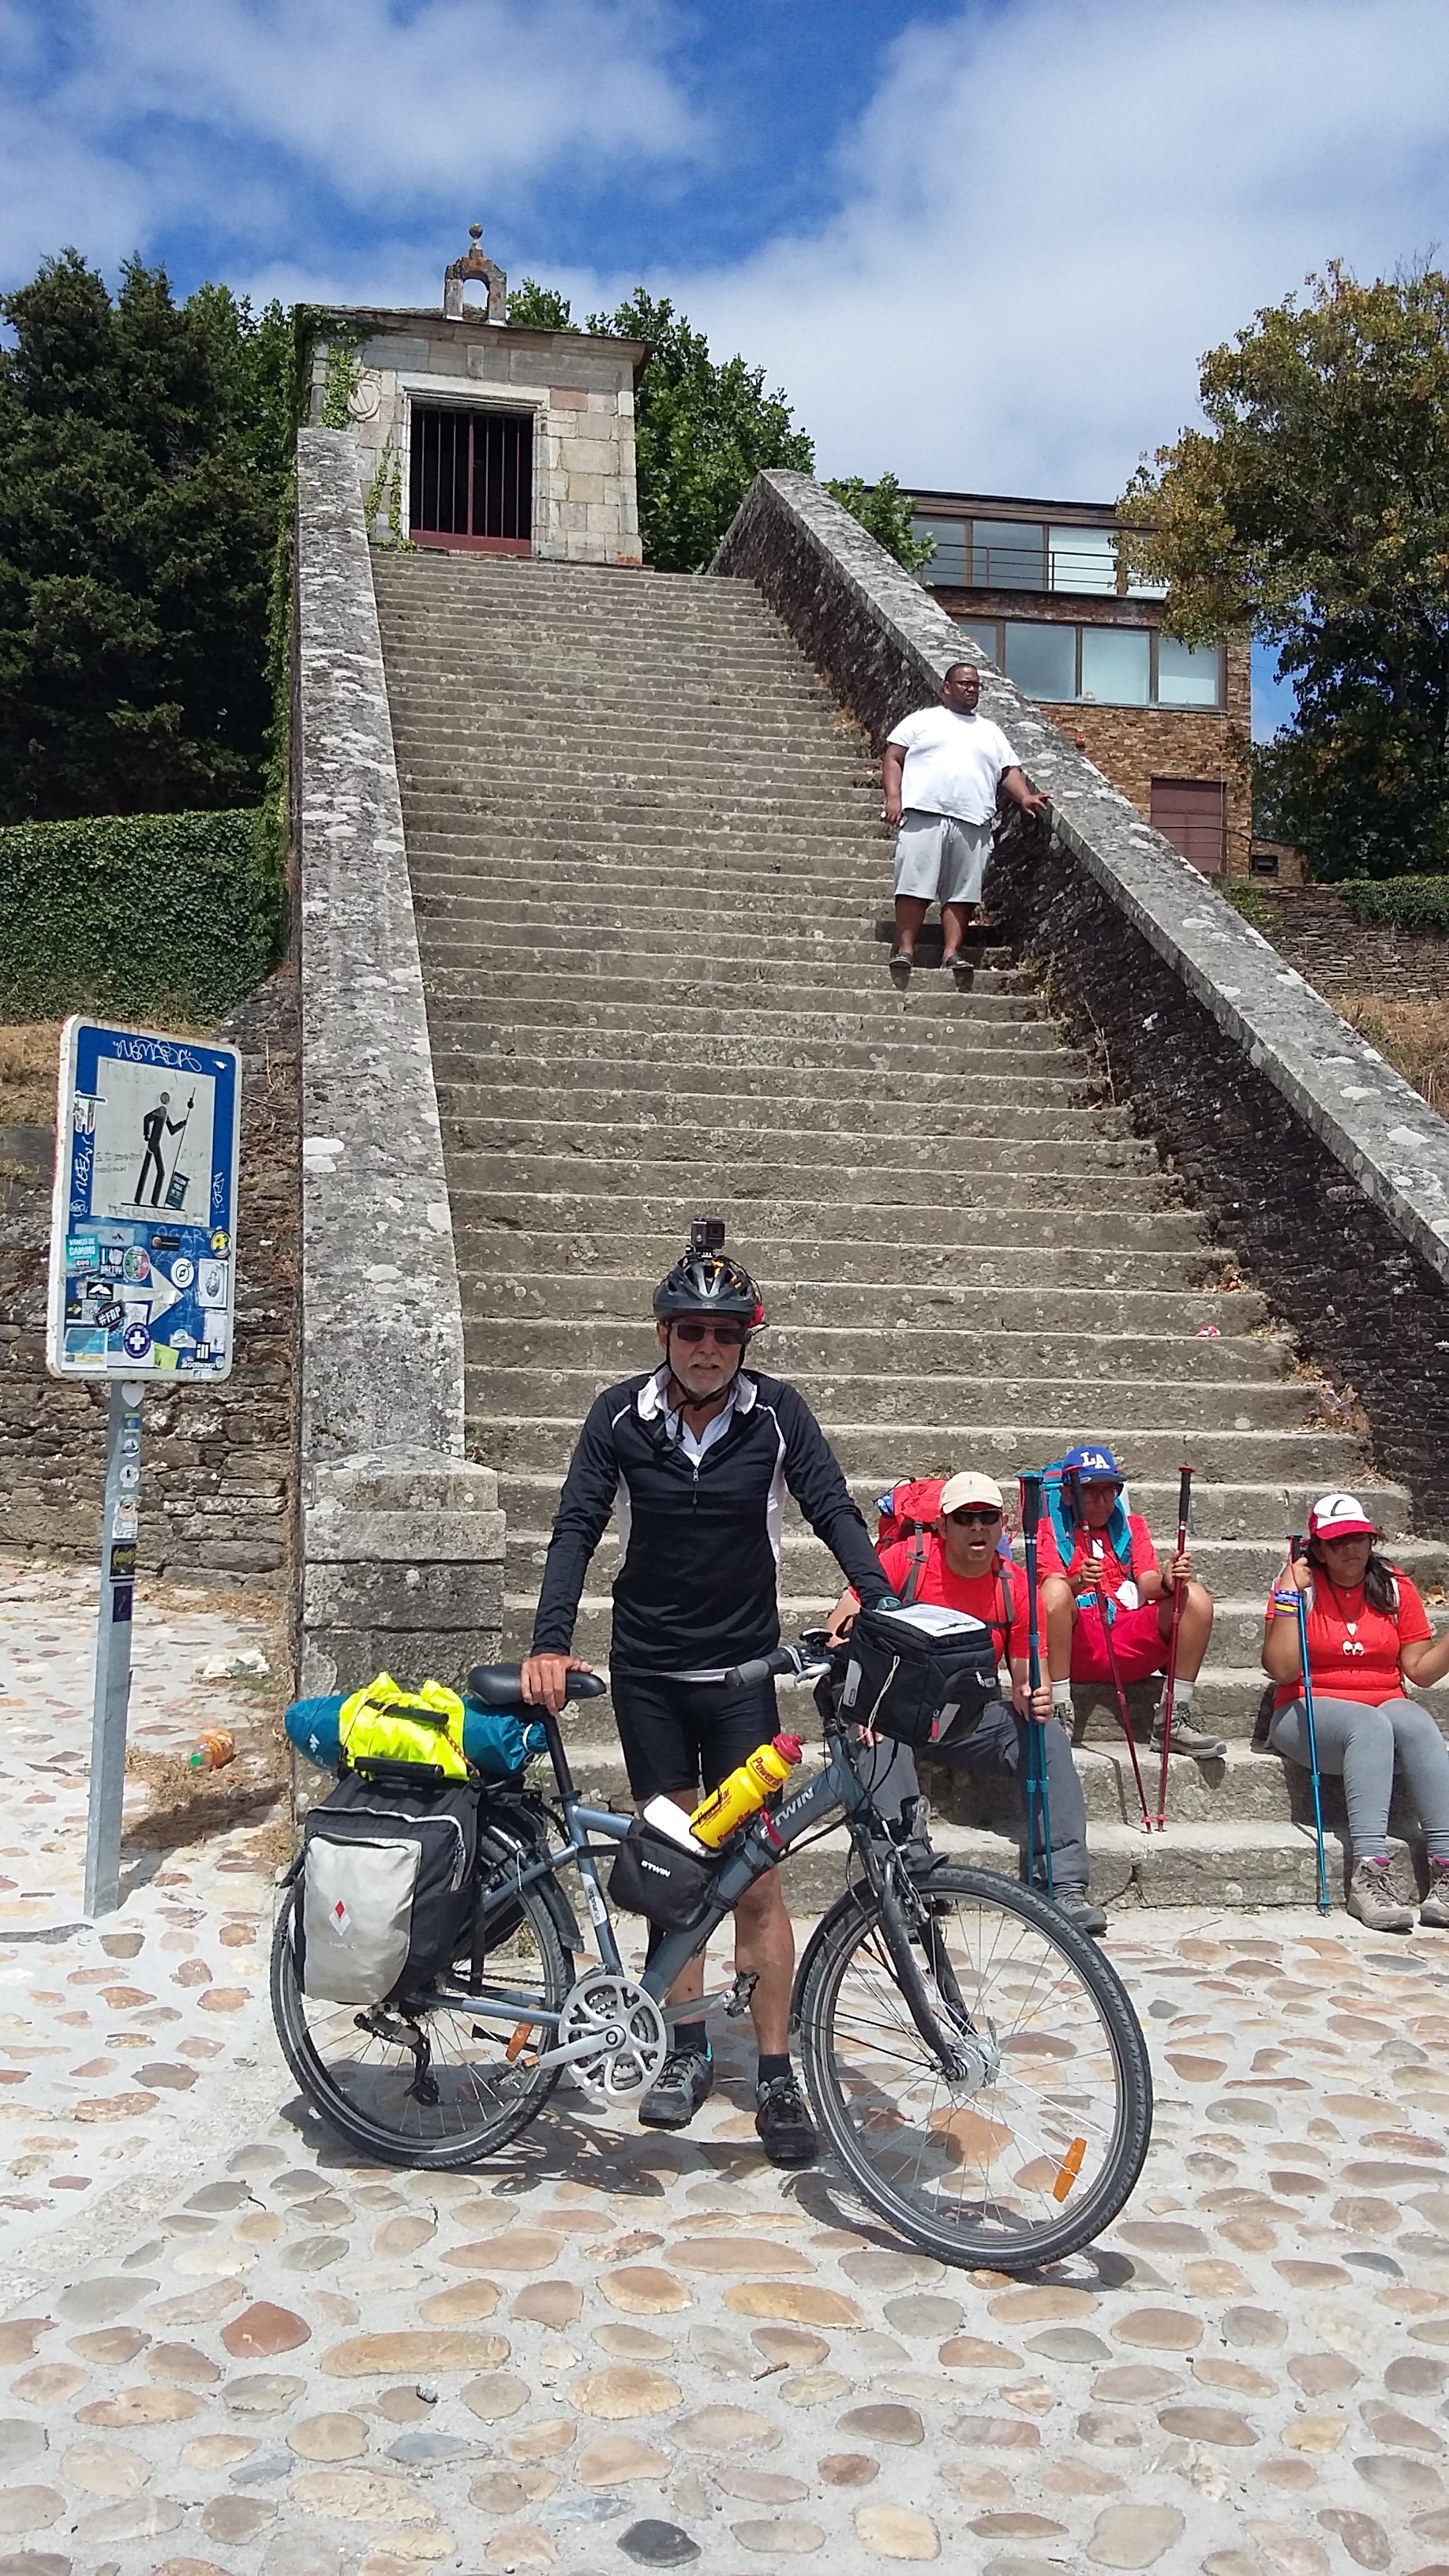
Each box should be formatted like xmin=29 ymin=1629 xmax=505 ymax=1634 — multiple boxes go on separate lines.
xmin=298 ymin=1770 xmax=479 ymax=2005
xmin=608 ymin=1817 xmax=720 ymax=1932
xmin=841 ymin=1601 xmax=999 ymax=1750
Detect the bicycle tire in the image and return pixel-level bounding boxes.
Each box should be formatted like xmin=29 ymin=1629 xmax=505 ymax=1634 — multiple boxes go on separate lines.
xmin=796 ymin=1863 xmax=1151 ymax=2270
xmin=270 ymin=1866 xmax=572 ymax=2172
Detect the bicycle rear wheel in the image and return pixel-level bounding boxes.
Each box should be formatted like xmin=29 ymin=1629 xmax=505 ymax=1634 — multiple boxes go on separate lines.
xmin=796 ymin=1864 xmax=1151 ymax=2270
xmin=271 ymin=1862 xmax=572 ymax=2171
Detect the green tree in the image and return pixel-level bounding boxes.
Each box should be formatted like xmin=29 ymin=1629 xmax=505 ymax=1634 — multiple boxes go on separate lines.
xmin=586 ymin=288 xmax=815 ymax=571
xmin=1122 ymin=264 xmax=1449 ymax=879
xmin=824 ymin=471 xmax=934 ymax=573
xmin=0 ymin=249 xmax=294 ymax=823
xmin=506 ymin=279 xmax=579 ymax=331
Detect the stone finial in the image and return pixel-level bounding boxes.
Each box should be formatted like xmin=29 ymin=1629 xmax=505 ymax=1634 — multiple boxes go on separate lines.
xmin=444 ymin=221 xmax=507 ymax=323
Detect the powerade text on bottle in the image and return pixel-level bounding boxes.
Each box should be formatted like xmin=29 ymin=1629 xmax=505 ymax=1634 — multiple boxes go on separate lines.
xmin=688 ymin=1735 xmax=802 ymax=1849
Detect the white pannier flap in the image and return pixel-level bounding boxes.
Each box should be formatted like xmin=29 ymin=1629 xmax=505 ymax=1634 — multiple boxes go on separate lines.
xmin=302 ymin=1832 xmax=420 ymax=2005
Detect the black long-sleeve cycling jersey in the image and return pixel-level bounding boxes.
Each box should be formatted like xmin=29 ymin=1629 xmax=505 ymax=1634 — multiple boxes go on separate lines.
xmin=530 ymin=1366 xmax=888 ymax=1677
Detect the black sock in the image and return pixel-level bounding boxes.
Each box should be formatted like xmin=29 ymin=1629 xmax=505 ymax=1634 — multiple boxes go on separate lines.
xmin=674 ymin=2020 xmax=709 ymax=2057
xmin=757 ymin=2052 xmax=792 ymax=2084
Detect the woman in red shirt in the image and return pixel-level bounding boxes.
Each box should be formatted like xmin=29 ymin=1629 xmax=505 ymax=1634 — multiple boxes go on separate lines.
xmin=1264 ymin=1492 xmax=1449 ymax=1930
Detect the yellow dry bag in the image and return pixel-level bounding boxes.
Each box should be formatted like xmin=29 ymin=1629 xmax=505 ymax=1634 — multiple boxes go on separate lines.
xmin=337 ymin=1673 xmax=472 ymax=1780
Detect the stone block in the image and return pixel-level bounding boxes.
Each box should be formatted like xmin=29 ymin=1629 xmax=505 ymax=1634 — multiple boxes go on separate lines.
xmin=562 ymin=472 xmax=606 ymax=507
xmin=558 ymin=436 xmax=612 ymax=474
xmin=552 ymin=386 xmax=588 ymax=409
xmin=303 ymin=1558 xmax=503 ymax=1632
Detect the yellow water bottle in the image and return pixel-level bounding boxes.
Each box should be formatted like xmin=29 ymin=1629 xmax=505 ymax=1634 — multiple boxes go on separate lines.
xmin=688 ymin=1735 xmax=803 ymax=1849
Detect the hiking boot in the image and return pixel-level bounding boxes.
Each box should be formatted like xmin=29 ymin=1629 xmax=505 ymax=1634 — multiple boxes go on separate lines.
xmin=1152 ymin=1709 xmax=1227 ymax=1762
xmin=1421 ymin=1859 xmax=1449 ymax=1930
xmin=754 ymin=2069 xmax=818 ymax=2166
xmin=638 ymin=2046 xmax=714 ymax=2130
xmin=1347 ymin=1855 xmax=1413 ymax=1933
xmin=1052 ymin=1884 xmax=1108 ymax=1938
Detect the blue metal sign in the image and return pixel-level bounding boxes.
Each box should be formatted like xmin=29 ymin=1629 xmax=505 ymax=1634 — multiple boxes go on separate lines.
xmin=47 ymin=1018 xmax=242 ymax=1383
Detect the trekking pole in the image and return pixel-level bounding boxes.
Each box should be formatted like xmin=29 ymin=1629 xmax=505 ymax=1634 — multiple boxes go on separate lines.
xmin=1092 ymin=1541 xmax=1153 ymax=1830
xmin=1153 ymin=1464 xmax=1194 ymax=1832
xmin=1288 ymin=1526 xmax=1332 ymax=1915
xmin=1018 ymin=1473 xmax=1054 ymax=1900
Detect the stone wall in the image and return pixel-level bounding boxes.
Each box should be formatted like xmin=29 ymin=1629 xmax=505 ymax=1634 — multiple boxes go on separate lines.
xmin=313 ymin=312 xmax=642 ymax=567
xmin=714 ymin=470 xmax=1449 ymax=1533
xmin=1254 ymin=887 xmax=1449 ymax=1006
xmin=293 ymin=430 xmax=503 ymax=1693
xmin=0 ymin=971 xmax=299 ymax=1586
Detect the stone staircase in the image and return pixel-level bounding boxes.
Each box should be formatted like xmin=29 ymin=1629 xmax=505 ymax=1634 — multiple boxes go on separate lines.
xmin=372 ymin=548 xmax=1447 ymax=1911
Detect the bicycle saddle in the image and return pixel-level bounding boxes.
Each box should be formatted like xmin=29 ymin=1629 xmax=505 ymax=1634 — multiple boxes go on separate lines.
xmin=468 ymin=1662 xmax=606 ymax=1708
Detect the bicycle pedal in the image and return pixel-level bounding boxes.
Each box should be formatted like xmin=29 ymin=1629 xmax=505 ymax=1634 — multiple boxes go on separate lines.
xmin=725 ymin=1971 xmax=758 ymax=2019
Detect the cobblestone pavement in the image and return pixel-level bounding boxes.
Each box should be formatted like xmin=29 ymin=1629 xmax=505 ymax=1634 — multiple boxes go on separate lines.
xmin=7 ymin=1569 xmax=1449 ymax=2573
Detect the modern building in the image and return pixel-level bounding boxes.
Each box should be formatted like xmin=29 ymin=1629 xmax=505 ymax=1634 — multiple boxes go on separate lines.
xmin=911 ymin=489 xmax=1250 ymax=876
xmin=307 ymin=225 xmax=646 ymax=567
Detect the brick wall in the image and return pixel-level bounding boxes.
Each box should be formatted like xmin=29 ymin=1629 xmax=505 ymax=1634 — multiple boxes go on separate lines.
xmin=0 ymin=972 xmax=300 ymax=1583
xmin=937 ymin=582 xmax=1252 ymax=874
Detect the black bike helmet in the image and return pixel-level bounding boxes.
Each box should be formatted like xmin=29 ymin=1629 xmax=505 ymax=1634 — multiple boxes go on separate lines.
xmin=653 ymin=1228 xmax=766 ymax=1330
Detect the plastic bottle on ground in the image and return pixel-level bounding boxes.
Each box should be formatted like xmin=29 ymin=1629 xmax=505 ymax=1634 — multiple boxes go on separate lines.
xmin=189 ymin=1727 xmax=235 ymax=1773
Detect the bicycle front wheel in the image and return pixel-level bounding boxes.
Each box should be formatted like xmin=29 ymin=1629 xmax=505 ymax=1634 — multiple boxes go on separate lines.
xmin=796 ymin=1865 xmax=1151 ymax=2270
xmin=271 ymin=1867 xmax=572 ymax=2171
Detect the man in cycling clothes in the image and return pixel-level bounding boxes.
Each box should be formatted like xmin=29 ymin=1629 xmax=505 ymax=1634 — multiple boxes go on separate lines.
xmin=825 ymin=1471 xmax=1106 ymax=1935
xmin=520 ymin=1230 xmax=893 ymax=2166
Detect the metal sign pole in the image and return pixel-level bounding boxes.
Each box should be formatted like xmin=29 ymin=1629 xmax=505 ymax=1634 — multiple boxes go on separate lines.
xmin=84 ymin=1380 xmax=145 ymax=1917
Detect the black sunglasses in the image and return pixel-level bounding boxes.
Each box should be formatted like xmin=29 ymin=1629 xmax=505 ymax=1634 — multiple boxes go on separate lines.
xmin=945 ymin=1507 xmax=1002 ymax=1527
xmin=672 ymin=1320 xmax=748 ymax=1346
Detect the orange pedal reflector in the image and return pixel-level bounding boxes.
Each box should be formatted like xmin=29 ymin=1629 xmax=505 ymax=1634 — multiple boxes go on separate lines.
xmin=1052 ymin=2137 xmax=1088 ymax=2203
xmin=505 ymin=2023 xmax=535 ymax=2063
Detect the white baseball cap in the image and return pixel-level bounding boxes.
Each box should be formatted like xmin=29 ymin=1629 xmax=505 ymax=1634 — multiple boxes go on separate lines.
xmin=939 ymin=1473 xmax=1005 ymax=1515
xmin=1309 ymin=1492 xmax=1378 ymax=1541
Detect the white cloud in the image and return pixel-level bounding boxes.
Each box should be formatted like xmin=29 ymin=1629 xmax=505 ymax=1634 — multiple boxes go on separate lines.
xmin=0 ymin=0 xmax=700 ymax=287
xmin=656 ymin=0 xmax=1449 ymax=499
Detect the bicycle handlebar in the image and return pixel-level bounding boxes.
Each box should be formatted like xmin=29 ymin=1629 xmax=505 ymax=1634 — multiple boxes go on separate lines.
xmin=722 ymin=1645 xmax=814 ymax=1690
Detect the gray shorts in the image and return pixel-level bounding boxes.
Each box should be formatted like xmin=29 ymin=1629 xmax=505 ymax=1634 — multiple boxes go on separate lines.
xmin=893 ymin=809 xmax=992 ymax=904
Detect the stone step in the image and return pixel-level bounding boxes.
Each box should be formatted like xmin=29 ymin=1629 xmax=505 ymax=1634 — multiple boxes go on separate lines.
xmin=501 ymin=1517 xmax=1447 ymax=1602
xmin=463 ymin=1316 xmax=1284 ymax=1383
xmin=493 ymin=1466 xmax=1416 ymax=1544
xmin=421 ymin=979 xmax=1040 ymax=1033
xmin=419 ymin=964 xmax=1039 ymax=1014
xmin=432 ymin=1020 xmax=1062 ymax=1073
xmin=470 ymin=1413 xmax=1369 ymax=1485
xmin=442 ymin=1109 xmax=1134 ymax=1163
xmin=496 ymin=1590 xmax=1391 ymax=1677
xmin=433 ymin=1039 xmax=1082 ymax=1092
xmin=408 ymin=841 xmax=908 ymax=886
xmin=418 ymin=923 xmax=1022 ymax=977
xmin=470 ymin=1365 xmax=1312 ymax=1432
xmin=438 ymin=1078 xmax=1105 ymax=1139
xmin=462 ymin=1268 xmax=1264 ymax=1334
xmin=401 ymin=812 xmax=894 ymax=858
xmin=457 ymin=1230 xmax=1221 ymax=1290
xmin=412 ymin=879 xmax=948 ymax=927
xmin=395 ymin=717 xmax=874 ymax=764
xmin=443 ymin=1152 xmax=1172 ymax=1203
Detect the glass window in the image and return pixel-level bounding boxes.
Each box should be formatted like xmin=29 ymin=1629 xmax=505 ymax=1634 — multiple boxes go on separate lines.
xmin=1156 ymin=636 xmax=1222 ymax=707
xmin=953 ymin=618 xmax=998 ymax=662
xmin=972 ymin=519 xmax=1044 ymax=590
xmin=1004 ymin=620 xmax=1077 ymax=700
xmin=1126 ymin=564 xmax=1169 ymax=597
xmin=1080 ymin=624 xmax=1150 ymax=706
xmin=912 ymin=519 xmax=967 ymax=585
xmin=1048 ymin=525 xmax=1118 ymax=594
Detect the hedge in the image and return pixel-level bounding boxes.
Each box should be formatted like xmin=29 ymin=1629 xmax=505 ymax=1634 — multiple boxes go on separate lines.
xmin=0 ymin=805 xmax=283 ymax=1020
xmin=1335 ymin=874 xmax=1449 ymax=934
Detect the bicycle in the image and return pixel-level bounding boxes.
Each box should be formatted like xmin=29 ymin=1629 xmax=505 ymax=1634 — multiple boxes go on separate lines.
xmin=271 ymin=1635 xmax=1153 ymax=2271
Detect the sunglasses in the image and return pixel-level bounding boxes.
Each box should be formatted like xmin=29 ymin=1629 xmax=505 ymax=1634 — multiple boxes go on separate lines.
xmin=672 ymin=1320 xmax=748 ymax=1347
xmin=945 ymin=1507 xmax=1002 ymax=1527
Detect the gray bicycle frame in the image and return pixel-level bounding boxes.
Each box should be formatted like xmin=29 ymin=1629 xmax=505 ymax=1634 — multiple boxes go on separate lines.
xmin=440 ymin=1696 xmax=872 ymax=2035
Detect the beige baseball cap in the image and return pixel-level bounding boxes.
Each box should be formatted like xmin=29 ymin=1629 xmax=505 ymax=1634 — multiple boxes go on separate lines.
xmin=939 ymin=1472 xmax=1005 ymax=1515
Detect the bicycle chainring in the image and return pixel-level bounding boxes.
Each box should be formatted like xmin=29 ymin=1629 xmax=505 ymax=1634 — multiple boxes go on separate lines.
xmin=556 ymin=1971 xmax=669 ymax=2102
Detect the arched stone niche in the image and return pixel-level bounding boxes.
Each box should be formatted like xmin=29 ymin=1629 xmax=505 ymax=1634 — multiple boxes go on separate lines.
xmin=444 ymin=223 xmax=507 ymax=324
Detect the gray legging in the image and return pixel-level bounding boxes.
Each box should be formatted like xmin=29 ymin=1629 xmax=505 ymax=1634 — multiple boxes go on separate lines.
xmin=1269 ymin=1694 xmax=1449 ymax=1861
xmin=859 ymin=1699 xmax=1090 ymax=1891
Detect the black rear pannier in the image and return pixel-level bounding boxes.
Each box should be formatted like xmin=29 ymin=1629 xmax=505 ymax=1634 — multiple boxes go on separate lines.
xmin=298 ymin=1769 xmax=480 ymax=2005
xmin=608 ymin=1816 xmax=721 ymax=1931
xmin=840 ymin=1601 xmax=1000 ymax=1751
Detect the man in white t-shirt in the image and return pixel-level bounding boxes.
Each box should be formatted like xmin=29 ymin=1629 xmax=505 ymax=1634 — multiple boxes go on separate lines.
xmin=882 ymin=661 xmax=1050 ymax=969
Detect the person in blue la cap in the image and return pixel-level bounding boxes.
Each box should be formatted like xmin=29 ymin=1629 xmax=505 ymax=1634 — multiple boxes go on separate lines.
xmin=1037 ymin=1446 xmax=1223 ymax=1760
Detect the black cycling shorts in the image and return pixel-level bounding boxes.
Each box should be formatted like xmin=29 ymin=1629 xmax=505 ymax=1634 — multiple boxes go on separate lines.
xmin=609 ymin=1672 xmax=781 ymax=1805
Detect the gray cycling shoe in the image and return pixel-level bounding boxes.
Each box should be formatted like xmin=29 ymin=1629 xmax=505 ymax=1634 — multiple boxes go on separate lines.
xmin=1051 ymin=1884 xmax=1109 ymax=1938
xmin=638 ymin=2046 xmax=714 ymax=2131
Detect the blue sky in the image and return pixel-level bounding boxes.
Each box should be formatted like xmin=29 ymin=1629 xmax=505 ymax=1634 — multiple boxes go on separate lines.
xmin=6 ymin=0 xmax=1448 ymax=736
